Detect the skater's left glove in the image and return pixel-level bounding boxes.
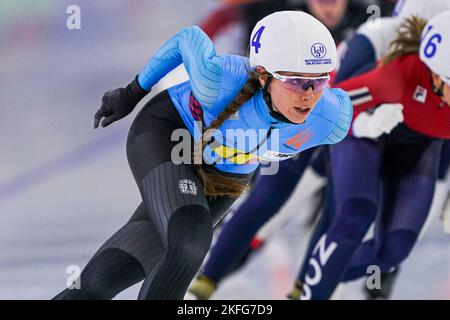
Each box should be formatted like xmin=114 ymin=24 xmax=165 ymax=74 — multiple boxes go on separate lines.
xmin=94 ymin=75 xmax=149 ymax=129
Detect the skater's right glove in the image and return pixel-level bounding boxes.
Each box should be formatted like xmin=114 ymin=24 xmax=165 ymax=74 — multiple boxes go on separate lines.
xmin=94 ymin=76 xmax=149 ymax=129
xmin=352 ymin=103 xmax=404 ymax=139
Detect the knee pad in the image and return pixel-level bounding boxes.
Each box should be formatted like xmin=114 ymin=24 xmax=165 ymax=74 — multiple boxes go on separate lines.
xmin=378 ymin=230 xmax=417 ymax=267
xmin=334 ymin=198 xmax=378 ymax=240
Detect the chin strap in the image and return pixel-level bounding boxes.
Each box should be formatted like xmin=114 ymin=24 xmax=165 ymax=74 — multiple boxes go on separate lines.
xmin=262 ymin=75 xmax=296 ymax=124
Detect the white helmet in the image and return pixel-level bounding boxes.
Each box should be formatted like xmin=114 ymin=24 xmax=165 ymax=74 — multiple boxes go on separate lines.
xmin=249 ymin=11 xmax=337 ymax=74
xmin=395 ymin=0 xmax=450 ymax=20
xmin=419 ymin=10 xmax=450 ymax=85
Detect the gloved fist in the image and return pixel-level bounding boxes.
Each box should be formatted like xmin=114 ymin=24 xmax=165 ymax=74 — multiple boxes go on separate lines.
xmin=94 ymin=76 xmax=149 ymax=129
xmin=352 ymin=103 xmax=404 ymax=139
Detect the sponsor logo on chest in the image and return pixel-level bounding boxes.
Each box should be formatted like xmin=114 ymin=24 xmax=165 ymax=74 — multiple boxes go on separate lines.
xmin=260 ymin=150 xmax=297 ymax=161
xmin=284 ymin=129 xmax=313 ymax=151
xmin=413 ymin=85 xmax=427 ymax=104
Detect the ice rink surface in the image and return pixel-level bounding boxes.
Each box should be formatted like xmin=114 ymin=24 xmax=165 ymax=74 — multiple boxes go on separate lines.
xmin=0 ymin=0 xmax=448 ymax=299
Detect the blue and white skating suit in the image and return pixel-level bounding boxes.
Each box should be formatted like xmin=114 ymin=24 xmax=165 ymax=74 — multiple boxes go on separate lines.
xmin=138 ymin=26 xmax=353 ymax=175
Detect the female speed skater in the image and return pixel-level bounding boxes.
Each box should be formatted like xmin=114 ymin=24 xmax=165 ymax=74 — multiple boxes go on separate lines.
xmin=52 ymin=11 xmax=352 ymax=300
xmin=292 ymin=10 xmax=450 ymax=300
xmin=187 ymin=0 xmax=379 ymax=300
xmin=191 ymin=0 xmax=450 ymax=301
xmin=288 ymin=0 xmax=450 ymax=301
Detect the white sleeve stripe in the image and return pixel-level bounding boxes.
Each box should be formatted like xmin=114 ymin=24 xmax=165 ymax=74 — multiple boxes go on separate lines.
xmin=352 ymin=95 xmax=374 ymax=106
xmin=346 ymin=86 xmax=370 ymax=97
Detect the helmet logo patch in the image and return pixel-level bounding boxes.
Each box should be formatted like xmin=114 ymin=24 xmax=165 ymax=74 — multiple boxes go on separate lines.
xmin=311 ymin=43 xmax=327 ymax=59
xmin=305 ymin=43 xmax=332 ymax=66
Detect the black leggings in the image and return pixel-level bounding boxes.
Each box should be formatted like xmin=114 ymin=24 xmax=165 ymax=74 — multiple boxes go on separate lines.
xmin=53 ymin=91 xmax=246 ymax=300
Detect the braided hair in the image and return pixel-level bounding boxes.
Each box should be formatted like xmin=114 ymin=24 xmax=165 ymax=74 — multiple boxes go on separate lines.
xmin=194 ymin=71 xmax=263 ymax=197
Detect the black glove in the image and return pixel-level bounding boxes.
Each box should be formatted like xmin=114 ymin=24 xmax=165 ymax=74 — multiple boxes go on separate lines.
xmin=94 ymin=76 xmax=149 ymax=128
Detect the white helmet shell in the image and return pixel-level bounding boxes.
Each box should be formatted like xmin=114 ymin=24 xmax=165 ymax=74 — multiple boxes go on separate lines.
xmin=419 ymin=10 xmax=450 ymax=85
xmin=395 ymin=0 xmax=450 ymax=20
xmin=249 ymin=11 xmax=337 ymax=74
xmin=357 ymin=17 xmax=400 ymax=60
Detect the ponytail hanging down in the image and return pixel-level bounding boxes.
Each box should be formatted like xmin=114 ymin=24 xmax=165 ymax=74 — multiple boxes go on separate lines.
xmin=382 ymin=15 xmax=427 ymax=65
